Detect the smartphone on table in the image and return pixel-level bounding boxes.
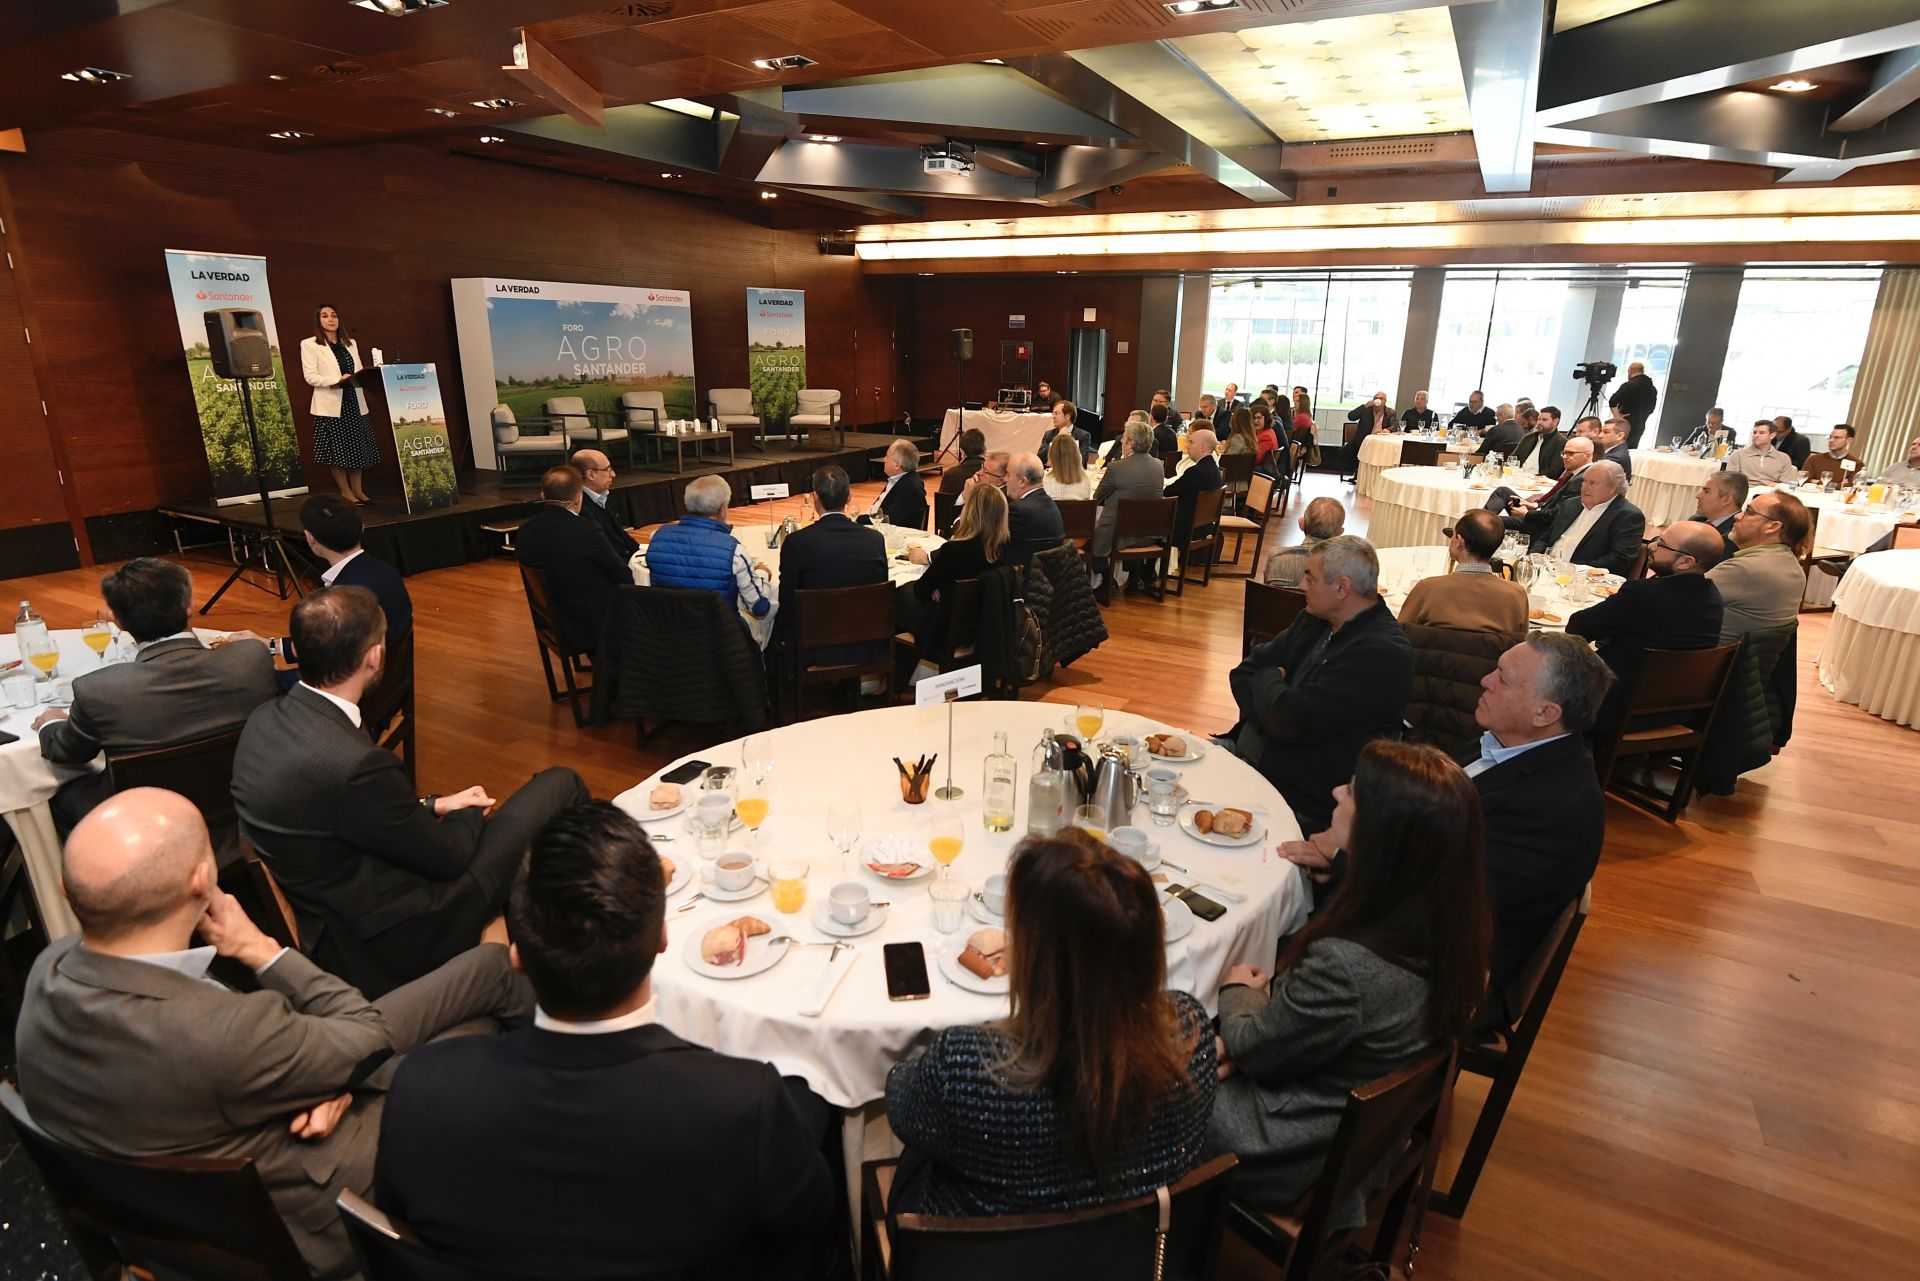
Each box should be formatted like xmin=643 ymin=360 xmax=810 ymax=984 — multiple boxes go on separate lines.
xmin=660 ymin=759 xmax=710 ymax=785
xmin=884 ymin=942 xmax=931 ymax=1001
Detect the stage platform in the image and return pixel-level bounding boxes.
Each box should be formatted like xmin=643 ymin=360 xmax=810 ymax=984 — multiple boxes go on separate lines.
xmin=159 ymin=431 xmax=924 ymax=577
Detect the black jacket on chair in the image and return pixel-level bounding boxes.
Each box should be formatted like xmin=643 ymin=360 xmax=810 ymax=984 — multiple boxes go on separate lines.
xmin=1004 ymin=488 xmax=1066 ymax=568
xmin=374 ymin=1022 xmax=835 ymax=1281
xmin=1533 ymin=495 xmax=1647 ymax=576
xmin=580 ymin=491 xmax=639 ymax=557
xmin=516 ymin=504 xmax=631 ymax=655
xmin=1456 ymin=733 xmax=1603 ymax=1029
xmin=777 ymin=513 xmax=888 ymax=667
xmin=589 ymin=586 xmax=771 ymax=733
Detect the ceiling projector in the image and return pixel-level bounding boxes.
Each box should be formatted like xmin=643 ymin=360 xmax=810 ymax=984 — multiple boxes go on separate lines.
xmin=921 ymin=142 xmax=975 ymax=177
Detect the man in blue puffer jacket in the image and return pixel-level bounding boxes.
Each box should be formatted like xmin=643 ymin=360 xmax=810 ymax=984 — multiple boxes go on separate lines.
xmin=647 ymin=474 xmax=773 ymax=622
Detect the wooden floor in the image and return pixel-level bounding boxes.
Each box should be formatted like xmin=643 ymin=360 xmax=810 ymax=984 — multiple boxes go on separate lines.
xmin=5 ymin=473 xmax=1918 ymax=1280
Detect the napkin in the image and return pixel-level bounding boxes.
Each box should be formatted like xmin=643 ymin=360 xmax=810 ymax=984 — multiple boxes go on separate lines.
xmin=797 ymin=947 xmax=859 ymax=1018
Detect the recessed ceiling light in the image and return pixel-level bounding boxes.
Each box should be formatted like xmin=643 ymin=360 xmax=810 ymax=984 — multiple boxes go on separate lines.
xmin=351 ymin=0 xmax=447 ymax=14
xmin=1164 ymin=0 xmax=1241 ymax=12
xmin=61 ymin=66 xmax=131 ymax=84
xmin=268 ymin=130 xmax=313 ymax=140
xmin=471 ymin=97 xmax=521 ymax=110
xmin=268 ymin=73 xmax=290 ymax=82
xmin=807 ymin=134 xmax=842 ymax=143
xmin=1771 ymin=78 xmax=1816 ymax=92
xmin=660 ymin=171 xmax=674 ymax=177
xmin=751 ymin=55 xmax=817 ymax=71
xmin=478 ymin=134 xmax=505 ymax=144
xmin=426 ymin=107 xmax=459 ymax=117
xmin=759 ymin=190 xmax=779 ymax=199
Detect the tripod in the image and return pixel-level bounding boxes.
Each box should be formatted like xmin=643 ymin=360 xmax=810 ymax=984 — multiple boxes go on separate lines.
xmin=200 ymin=374 xmax=308 ymax=615
xmin=1573 ymin=382 xmax=1605 ymax=429
xmin=935 ymin=349 xmax=968 ymax=464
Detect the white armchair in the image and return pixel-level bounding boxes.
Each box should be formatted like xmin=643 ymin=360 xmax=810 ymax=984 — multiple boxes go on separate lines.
xmin=544 ymin=395 xmax=632 ymax=466
xmin=791 ymin=388 xmax=843 ymax=449
xmin=620 ymin=390 xmax=666 ymax=431
xmin=489 ymin=405 xmax=569 ymax=482
xmin=708 ymin=387 xmax=763 ymax=450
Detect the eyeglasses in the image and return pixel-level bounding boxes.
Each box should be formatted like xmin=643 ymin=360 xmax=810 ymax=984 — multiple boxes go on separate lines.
xmin=587 ymin=464 xmax=614 ymax=474
xmin=1739 ymin=503 xmax=1777 ymax=520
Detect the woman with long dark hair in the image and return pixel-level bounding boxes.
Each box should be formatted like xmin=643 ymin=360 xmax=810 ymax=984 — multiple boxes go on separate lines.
xmin=1224 ymin=405 xmax=1259 ymax=457
xmin=299 ymin=303 xmax=378 ymax=504
xmin=1248 ymin=402 xmax=1280 ymax=464
xmin=885 ymin=830 xmax=1215 ymax=1215
xmin=1208 ymin=741 xmax=1489 ymax=1226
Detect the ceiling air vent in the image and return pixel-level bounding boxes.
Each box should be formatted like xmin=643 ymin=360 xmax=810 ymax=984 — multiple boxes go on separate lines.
xmin=1324 ymin=139 xmax=1441 ymax=163
xmin=313 ymin=61 xmax=370 ymax=78
xmin=606 ymin=2 xmax=676 ymax=17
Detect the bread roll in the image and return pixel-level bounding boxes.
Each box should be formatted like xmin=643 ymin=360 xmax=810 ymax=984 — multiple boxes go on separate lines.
xmin=701 ymin=924 xmax=745 ymax=967
xmin=1211 ymin=808 xmax=1252 ymax=837
xmin=1194 ymin=809 xmax=1215 ymax=834
xmin=958 ymin=946 xmax=998 ymax=980
xmin=649 ymin=783 xmax=681 ymax=810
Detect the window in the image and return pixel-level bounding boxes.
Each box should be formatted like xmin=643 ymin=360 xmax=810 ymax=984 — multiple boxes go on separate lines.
xmin=1429 ymin=276 xmax=1498 ymax=416
xmin=1200 ymin=273 xmax=1410 ymax=417
xmin=1610 ymin=278 xmax=1686 ymax=440
xmin=1479 ymin=277 xmax=1574 ymax=412
xmin=1719 ymin=269 xmax=1880 ymax=443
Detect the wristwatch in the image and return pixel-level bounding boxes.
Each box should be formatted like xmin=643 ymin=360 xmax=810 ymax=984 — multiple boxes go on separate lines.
xmin=419 ymin=794 xmax=438 ymax=813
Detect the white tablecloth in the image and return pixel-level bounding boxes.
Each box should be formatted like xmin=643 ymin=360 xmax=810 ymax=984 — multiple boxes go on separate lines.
xmin=1374 ymin=546 xmax=1598 ymax=632
xmin=630 ymin=702 xmax=1309 ymax=1111
xmin=1792 ymin=488 xmax=1904 ymax=556
xmin=1628 ymin=449 xmax=1721 ymax=525
xmin=1820 ymin=549 xmax=1920 ymax=727
xmin=1367 ymin=466 xmax=1553 ymax=549
xmin=631 ymin=523 xmax=942 ymax=650
xmin=1354 ymin=433 xmax=1470 ymax=498
xmin=940 ymin=409 xmax=1050 ymax=459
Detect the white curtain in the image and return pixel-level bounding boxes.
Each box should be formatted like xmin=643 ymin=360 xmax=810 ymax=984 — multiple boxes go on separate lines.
xmin=1847 ymin=267 xmax=1920 ymax=475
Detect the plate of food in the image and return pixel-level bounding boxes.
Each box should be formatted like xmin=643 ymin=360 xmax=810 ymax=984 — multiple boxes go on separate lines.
xmin=1590 ymin=583 xmax=1619 ymax=598
xmin=1177 ymin=803 xmax=1265 ymax=848
xmin=861 ymin=834 xmax=936 ymax=882
xmin=612 ymin=778 xmax=690 ymax=823
xmin=1527 ymin=608 xmax=1564 ymax=627
xmin=939 ymin=927 xmax=1010 ymax=996
xmin=683 ymin=913 xmax=789 ymax=979
xmin=1161 ymin=894 xmax=1195 ymax=945
xmin=1145 ymin=732 xmax=1207 ymax=764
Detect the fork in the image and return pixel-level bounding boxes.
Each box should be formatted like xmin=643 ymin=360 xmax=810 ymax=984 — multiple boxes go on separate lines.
xmin=766 ymin=937 xmax=839 ymax=949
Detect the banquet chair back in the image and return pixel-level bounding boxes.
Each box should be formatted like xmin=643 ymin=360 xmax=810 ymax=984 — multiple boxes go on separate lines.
xmin=107 ymin=727 xmax=244 ymax=836
xmin=1055 ymin=499 xmax=1097 ymax=553
xmin=1892 ymin=522 xmax=1920 ymax=550
xmin=1112 ymin=498 xmax=1178 ymax=602
xmin=338 ymin=1190 xmax=678 ymax=1281
xmin=1433 ymin=887 xmax=1589 ymax=1219
xmin=788 ymin=581 xmax=897 ymax=719
xmin=1171 ymin=488 xmax=1226 ymax=596
xmin=1626 ymin=540 xmax=1651 ymax=581
xmin=1243 ymin=581 xmax=1307 ymax=656
xmin=1159 ymin=450 xmax=1182 ymax=479
xmin=928 ymin=577 xmax=985 ymax=673
xmin=1592 ymin=643 xmax=1740 ymax=821
xmin=1227 ymin=1048 xmax=1456 ymax=1281
xmin=1399 ymin=439 xmax=1444 ymax=469
xmin=1220 ymin=451 xmax=1256 ymax=512
xmin=863 ymin=1154 xmax=1237 ymax=1281
xmin=1216 ymin=472 xmax=1283 ymax=578
xmin=362 ymin=630 xmax=417 ymax=785
xmin=933 ymin=490 xmax=959 ymax=537
xmin=1 ymin=1082 xmax=312 ymax=1281
xmin=0 ymin=842 xmax=48 ymax=1027
xmin=518 ymin=564 xmax=592 ymax=728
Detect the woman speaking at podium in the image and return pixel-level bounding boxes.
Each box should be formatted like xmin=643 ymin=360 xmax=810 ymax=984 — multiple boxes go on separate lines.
xmin=301 ymin=303 xmax=377 ymax=505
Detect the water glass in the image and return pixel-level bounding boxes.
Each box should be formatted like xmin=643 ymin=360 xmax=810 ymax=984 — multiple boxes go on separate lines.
xmin=928 ymin=878 xmax=970 ymax=934
xmin=1146 ymin=781 xmax=1181 ymax=827
xmin=3 ymin=671 xmax=36 ymax=710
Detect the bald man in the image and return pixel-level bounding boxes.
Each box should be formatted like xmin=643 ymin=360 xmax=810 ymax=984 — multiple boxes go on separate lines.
xmin=1003 ymin=451 xmax=1065 ymax=569
xmin=1160 ymin=427 xmax=1223 ymax=586
xmin=1607 ymin=359 xmax=1658 ymax=448
xmin=1568 ymin=519 xmax=1725 ymax=729
xmin=570 ymin=447 xmax=638 ymax=557
xmin=14 ymin=788 xmax=529 ymax=1279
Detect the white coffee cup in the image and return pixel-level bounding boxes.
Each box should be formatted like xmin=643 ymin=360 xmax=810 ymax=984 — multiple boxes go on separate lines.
xmin=982 ymin=873 xmax=1008 ymax=916
xmin=714 ymin=854 xmax=757 ymax=892
xmin=828 ymin=882 xmax=871 ymax=925
xmin=1109 ymin=825 xmax=1159 ymax=870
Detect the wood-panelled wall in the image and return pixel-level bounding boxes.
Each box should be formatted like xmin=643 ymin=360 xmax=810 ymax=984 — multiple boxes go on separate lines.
xmin=0 ymin=128 xmax=903 ymax=553
xmin=906 ymin=275 xmax=1145 ymax=434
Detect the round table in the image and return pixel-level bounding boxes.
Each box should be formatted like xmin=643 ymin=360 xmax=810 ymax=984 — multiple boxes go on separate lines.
xmin=622 ymin=701 xmax=1309 ymax=1111
xmin=1354 ymin=433 xmax=1469 ymax=498
xmin=631 ymin=523 xmax=943 ymax=650
xmin=1779 ymin=487 xmax=1906 ymax=608
xmin=1628 ymin=449 xmax=1720 ymax=525
xmin=1367 ymin=466 xmax=1554 ymax=549
xmin=1819 ymin=549 xmax=1920 ymax=728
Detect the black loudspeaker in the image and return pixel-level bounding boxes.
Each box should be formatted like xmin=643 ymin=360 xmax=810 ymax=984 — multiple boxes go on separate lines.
xmin=204 ymin=308 xmax=274 ymax=378
xmin=951 ymin=328 xmax=973 ymax=360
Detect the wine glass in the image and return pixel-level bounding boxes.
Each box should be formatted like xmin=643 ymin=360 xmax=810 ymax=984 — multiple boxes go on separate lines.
xmin=826 ymin=800 xmax=863 ymax=879
xmin=82 ymin=617 xmax=113 ymax=664
xmin=737 ymin=767 xmax=774 ymax=855
xmin=740 ymin=733 xmax=772 ymax=786
xmin=22 ymin=633 xmax=59 ymax=681
xmin=928 ymin=806 xmax=964 ymax=880
xmin=1073 ymin=698 xmax=1105 ymax=742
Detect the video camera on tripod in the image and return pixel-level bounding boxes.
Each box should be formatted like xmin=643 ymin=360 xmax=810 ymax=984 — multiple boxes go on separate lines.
xmin=1570 ymin=358 xmax=1618 ymax=425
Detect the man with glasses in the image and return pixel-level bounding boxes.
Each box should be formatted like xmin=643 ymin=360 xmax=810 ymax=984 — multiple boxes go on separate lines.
xmin=1707 ymin=491 xmax=1811 ymax=643
xmin=570 ymin=449 xmax=637 ymax=557
xmin=1568 ymin=521 xmax=1726 ymax=715
xmin=1803 ymin=424 xmax=1864 ymax=488
xmin=965 ymin=450 xmax=1010 ymax=492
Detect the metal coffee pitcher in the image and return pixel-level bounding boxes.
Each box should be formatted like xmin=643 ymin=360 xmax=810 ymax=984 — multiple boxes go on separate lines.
xmin=1086 ymin=744 xmax=1140 ymax=832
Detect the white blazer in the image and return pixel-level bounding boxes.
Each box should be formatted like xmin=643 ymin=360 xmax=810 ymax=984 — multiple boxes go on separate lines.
xmin=300 ymin=336 xmax=370 ymax=418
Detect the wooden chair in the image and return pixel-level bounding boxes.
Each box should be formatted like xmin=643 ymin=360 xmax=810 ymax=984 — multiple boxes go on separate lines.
xmin=106 ymin=727 xmax=244 ymax=831
xmin=787 ymin=581 xmax=897 ymax=720
xmin=1891 ymin=521 xmax=1920 ymax=550
xmin=933 ymin=490 xmax=960 ymax=538
xmin=1219 ymin=450 xmax=1256 ymax=514
xmin=363 ymin=630 xmax=417 ymax=784
xmin=242 ymin=845 xmax=301 ymax=949
xmin=1289 ymin=439 xmax=1308 ymax=490
xmin=1399 ymin=439 xmax=1445 ymax=468
xmin=0 ymin=840 xmax=48 ymax=1027
xmin=861 ymin=1154 xmax=1238 ymax=1281
xmin=1244 ymin=580 xmax=1308 ymax=656
xmin=339 ymin=1190 xmax=570 ymax=1281
xmin=1432 ymin=887 xmax=1591 ymax=1219
xmin=1591 ymin=643 xmax=1741 ymax=821
xmin=1158 ymin=449 xmax=1182 ymax=479
xmin=518 ymin=563 xmax=592 ymax=727
xmin=923 ymin=577 xmax=985 ymax=673
xmin=1112 ymin=497 xmax=1178 ymax=602
xmin=1624 ymin=539 xmax=1651 ymax=581
xmin=1055 ymin=498 xmax=1097 ymax=559
xmin=1171 ymin=487 xmax=1226 ymax=596
xmin=1214 ymin=471 xmax=1286 ymax=578
xmin=1 ymin=1082 xmax=313 ymax=1281
xmin=1227 ymin=1048 xmax=1457 ymax=1281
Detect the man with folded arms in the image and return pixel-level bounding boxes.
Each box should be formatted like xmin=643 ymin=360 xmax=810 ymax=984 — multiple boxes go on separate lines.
xmin=15 ymin=788 xmax=529 ymax=1280
xmin=1534 ymin=460 xmax=1646 ymax=577
xmin=1770 ymin=416 xmax=1812 ymax=469
xmin=33 ymin=557 xmax=276 ymax=832
xmin=1224 ymin=536 xmax=1413 ymax=835
xmin=233 ymin=586 xmax=588 ymax=996
xmin=1707 ymin=490 xmax=1811 ymax=643
xmin=1597 ymin=417 xmax=1634 ymax=483
xmin=1721 ymin=423 xmax=1797 ymax=485
xmin=1511 ymin=406 xmax=1566 ymax=479
xmin=374 ymin=802 xmax=835 ymax=1280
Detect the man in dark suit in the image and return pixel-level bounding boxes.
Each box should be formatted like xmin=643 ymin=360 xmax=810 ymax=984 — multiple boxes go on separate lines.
xmin=1038 ymin=397 xmax=1094 ymax=464
xmin=515 ymin=465 xmax=632 ymax=656
xmin=778 ymin=464 xmax=888 ymax=668
xmin=1489 ymin=435 xmax=1594 ymax=534
xmin=1598 ymin=417 xmax=1634 ymax=482
xmin=1568 ymin=520 xmax=1725 ymax=722
xmin=1462 ymin=635 xmax=1611 ymax=1029
xmin=16 ymin=788 xmax=530 ymax=1280
xmin=938 ymin=427 xmax=987 ymax=495
xmin=267 ymin=495 xmax=413 ymax=692
xmin=1511 ymin=406 xmax=1566 ymax=478
xmin=571 ymin=447 xmax=639 ymax=557
xmin=865 ymin=437 xmax=929 ymax=530
xmin=373 ymin=802 xmax=836 ymax=1280
xmin=1160 ymin=427 xmax=1223 ymax=592
xmin=1658 ymin=471 xmax=1743 ymax=559
xmin=1226 ymin=536 xmax=1413 ymax=835
xmin=1770 ymin=415 xmax=1813 ymax=469
xmin=33 ymin=557 xmax=277 ymax=831
xmin=1003 ymin=452 xmax=1065 ymax=569
xmin=233 ymin=586 xmax=588 ymax=996
xmin=1535 ymin=460 xmax=1646 ymax=576
xmin=1607 ymin=360 xmax=1658 ymax=448
xmin=1212 ymin=383 xmax=1239 ymax=434
xmin=1089 ymin=421 xmax=1166 ymax=605
xmin=1150 ymin=403 xmax=1180 ymax=455
xmin=1481 ymin=411 xmax=1528 ymax=460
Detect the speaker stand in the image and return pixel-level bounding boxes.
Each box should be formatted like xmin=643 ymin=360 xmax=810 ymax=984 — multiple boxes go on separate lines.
xmin=199 ymin=375 xmax=309 ymax=615
xmin=934 ymin=352 xmax=966 ymax=464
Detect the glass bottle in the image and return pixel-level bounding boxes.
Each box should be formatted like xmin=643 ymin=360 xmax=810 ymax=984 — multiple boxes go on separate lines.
xmin=983 ymin=731 xmax=1016 ymax=833
xmin=1027 ymin=730 xmax=1066 ymax=837
xmin=13 ymin=601 xmax=49 ymax=654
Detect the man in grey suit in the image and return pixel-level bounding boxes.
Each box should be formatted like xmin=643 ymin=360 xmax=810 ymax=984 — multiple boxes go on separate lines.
xmin=1089 ymin=420 xmax=1166 ymax=605
xmin=33 ymin=557 xmax=277 ymax=834
xmin=232 ymin=586 xmax=588 ymax=997
xmin=13 ymin=788 xmax=530 ymax=1279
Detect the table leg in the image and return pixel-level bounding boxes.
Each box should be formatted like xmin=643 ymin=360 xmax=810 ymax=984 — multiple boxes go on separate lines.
xmin=5 ymin=803 xmax=79 ymax=939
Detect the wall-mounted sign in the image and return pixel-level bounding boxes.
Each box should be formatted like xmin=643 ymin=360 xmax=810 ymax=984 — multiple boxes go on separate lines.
xmin=1009 ymin=314 xmax=1026 ymax=329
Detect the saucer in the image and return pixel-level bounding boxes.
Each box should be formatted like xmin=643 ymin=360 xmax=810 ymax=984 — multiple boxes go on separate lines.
xmin=701 ymin=867 xmax=768 ymax=902
xmin=810 ymin=902 xmax=890 ymax=938
xmin=968 ymin=894 xmax=1006 ymax=926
